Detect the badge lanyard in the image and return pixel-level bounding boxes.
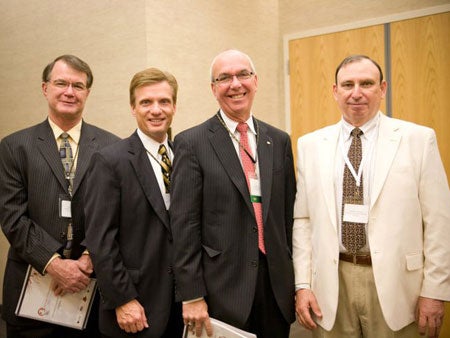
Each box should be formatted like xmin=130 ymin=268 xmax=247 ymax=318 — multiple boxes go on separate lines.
xmin=216 ymin=112 xmax=259 ymax=164
xmin=339 ymin=130 xmax=374 ymax=188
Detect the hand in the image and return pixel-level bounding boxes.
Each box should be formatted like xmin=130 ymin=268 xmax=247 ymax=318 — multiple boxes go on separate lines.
xmin=415 ymin=297 xmax=444 ymax=338
xmin=295 ymin=289 xmax=322 ymax=330
xmin=77 ymin=254 xmax=94 ymax=276
xmin=115 ymin=299 xmax=149 ymax=333
xmin=46 ymin=257 xmax=91 ymax=295
xmin=183 ymin=299 xmax=213 ymax=337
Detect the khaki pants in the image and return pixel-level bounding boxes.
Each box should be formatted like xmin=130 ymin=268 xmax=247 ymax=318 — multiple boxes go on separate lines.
xmin=312 ymin=260 xmax=420 ymax=338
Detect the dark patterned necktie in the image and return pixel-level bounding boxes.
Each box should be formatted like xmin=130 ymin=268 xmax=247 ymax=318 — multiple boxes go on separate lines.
xmin=59 ymin=132 xmax=75 ymax=195
xmin=236 ymin=122 xmax=266 ymax=254
xmin=158 ymin=144 xmax=172 ymax=193
xmin=342 ymin=127 xmax=365 ymax=254
xmin=59 ymin=132 xmax=74 ymax=258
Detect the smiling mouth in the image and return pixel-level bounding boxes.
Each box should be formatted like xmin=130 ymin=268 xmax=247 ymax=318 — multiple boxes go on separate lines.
xmin=229 ymin=93 xmax=246 ymax=99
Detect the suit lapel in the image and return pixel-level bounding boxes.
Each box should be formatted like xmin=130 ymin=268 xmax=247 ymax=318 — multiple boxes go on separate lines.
xmin=370 ymin=115 xmax=401 ymax=208
xmin=208 ymin=115 xmax=254 ymax=214
xmin=255 ymin=120 xmax=273 ymax=223
xmin=36 ymin=120 xmax=68 ymax=192
xmin=319 ymin=123 xmax=340 ymax=232
xmin=128 ymin=132 xmax=170 ymax=230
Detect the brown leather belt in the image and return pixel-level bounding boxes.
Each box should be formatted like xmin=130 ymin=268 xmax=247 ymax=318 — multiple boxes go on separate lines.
xmin=339 ymin=252 xmax=372 ymax=266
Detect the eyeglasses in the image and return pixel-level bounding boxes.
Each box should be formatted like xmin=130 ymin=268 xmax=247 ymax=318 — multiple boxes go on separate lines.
xmin=48 ymin=80 xmax=88 ymax=92
xmin=213 ymin=70 xmax=254 ymax=86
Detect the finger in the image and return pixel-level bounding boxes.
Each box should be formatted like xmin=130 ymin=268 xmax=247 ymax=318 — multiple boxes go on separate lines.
xmin=142 ymin=314 xmax=149 ymax=329
xmin=428 ymin=319 xmax=440 ymax=338
xmin=129 ymin=323 xmax=138 ymax=334
xmin=135 ymin=321 xmax=144 ymax=332
xmin=310 ymin=300 xmax=323 ymax=319
xmin=195 ymin=321 xmax=203 ymax=337
xmin=416 ymin=315 xmax=427 ymax=335
xmin=204 ymin=318 xmax=213 ymax=336
xmin=300 ymin=309 xmax=316 ymax=330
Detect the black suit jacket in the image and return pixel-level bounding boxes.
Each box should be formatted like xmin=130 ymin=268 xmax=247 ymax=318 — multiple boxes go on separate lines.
xmin=0 ymin=119 xmax=119 ymax=325
xmin=84 ymin=132 xmax=178 ymax=337
xmin=170 ymin=113 xmax=296 ymax=327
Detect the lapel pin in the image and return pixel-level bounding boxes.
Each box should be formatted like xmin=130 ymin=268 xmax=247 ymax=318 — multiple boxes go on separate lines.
xmin=267 ymin=141 xmax=271 ymax=145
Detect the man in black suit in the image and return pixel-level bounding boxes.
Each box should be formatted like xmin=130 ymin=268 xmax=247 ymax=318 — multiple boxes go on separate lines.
xmin=0 ymin=54 xmax=119 ymax=337
xmin=170 ymin=49 xmax=296 ymax=338
xmin=84 ymin=67 xmax=183 ymax=337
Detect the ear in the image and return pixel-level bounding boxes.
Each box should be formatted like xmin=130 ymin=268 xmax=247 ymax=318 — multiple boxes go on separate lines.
xmin=380 ymin=80 xmax=387 ymax=99
xmin=211 ymin=82 xmax=218 ymax=99
xmin=130 ymin=104 xmax=137 ymax=117
xmin=332 ymin=83 xmax=338 ymax=101
xmin=42 ymin=82 xmax=48 ymax=97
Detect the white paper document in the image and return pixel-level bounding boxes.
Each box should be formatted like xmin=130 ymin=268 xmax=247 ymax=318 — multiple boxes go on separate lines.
xmin=183 ymin=317 xmax=256 ymax=338
xmin=15 ymin=265 xmax=97 ymax=330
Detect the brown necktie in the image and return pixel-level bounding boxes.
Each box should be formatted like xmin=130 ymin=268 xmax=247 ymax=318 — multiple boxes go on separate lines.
xmin=341 ymin=127 xmax=365 ymax=254
xmin=236 ymin=122 xmax=266 ymax=254
xmin=158 ymin=144 xmax=172 ymax=193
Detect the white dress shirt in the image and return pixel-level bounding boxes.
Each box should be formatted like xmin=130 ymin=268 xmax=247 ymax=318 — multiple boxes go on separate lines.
xmin=137 ymin=128 xmax=172 ymax=210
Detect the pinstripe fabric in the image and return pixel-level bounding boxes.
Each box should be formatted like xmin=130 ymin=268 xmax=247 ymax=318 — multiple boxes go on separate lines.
xmin=0 ymin=119 xmax=119 ymax=326
xmin=170 ymin=113 xmax=296 ymax=328
xmin=84 ymin=132 xmax=182 ymax=337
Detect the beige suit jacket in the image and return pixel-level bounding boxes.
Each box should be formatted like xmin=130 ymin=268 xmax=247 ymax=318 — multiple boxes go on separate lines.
xmin=292 ymin=113 xmax=450 ymax=331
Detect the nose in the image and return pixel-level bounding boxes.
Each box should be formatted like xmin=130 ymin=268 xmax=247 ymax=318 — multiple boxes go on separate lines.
xmin=351 ymin=85 xmax=363 ymax=98
xmin=230 ymin=75 xmax=242 ymax=88
xmin=149 ymin=103 xmax=162 ymax=113
xmin=63 ymin=83 xmax=75 ymax=95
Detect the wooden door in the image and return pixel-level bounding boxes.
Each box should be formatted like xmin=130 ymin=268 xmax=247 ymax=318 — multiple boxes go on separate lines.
xmin=390 ymin=12 xmax=450 ymax=175
xmin=288 ymin=24 xmax=385 ymax=154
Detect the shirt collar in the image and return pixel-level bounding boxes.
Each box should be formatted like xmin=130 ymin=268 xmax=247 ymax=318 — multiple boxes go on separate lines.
xmin=341 ymin=111 xmax=380 ymax=142
xmin=219 ymin=109 xmax=256 ymax=135
xmin=48 ymin=118 xmax=82 ymax=144
xmin=136 ymin=128 xmax=170 ymax=156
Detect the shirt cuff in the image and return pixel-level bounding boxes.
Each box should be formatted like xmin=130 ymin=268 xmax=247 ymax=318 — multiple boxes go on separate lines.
xmin=295 ymin=283 xmax=311 ymax=291
xmin=182 ymin=297 xmax=204 ymax=304
xmin=43 ymin=253 xmax=61 ymax=274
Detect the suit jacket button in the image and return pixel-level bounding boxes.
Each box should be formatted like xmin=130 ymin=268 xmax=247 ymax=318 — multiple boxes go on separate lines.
xmin=60 ymin=232 xmax=66 ymax=239
xmin=251 ymin=260 xmax=258 ymax=268
xmin=252 ymin=226 xmax=258 ymax=233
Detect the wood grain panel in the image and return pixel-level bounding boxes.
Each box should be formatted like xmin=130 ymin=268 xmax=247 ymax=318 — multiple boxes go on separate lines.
xmin=391 ymin=13 xmax=450 ymax=337
xmin=289 ymin=25 xmax=385 ymax=159
xmin=390 ymin=12 xmax=450 ymax=176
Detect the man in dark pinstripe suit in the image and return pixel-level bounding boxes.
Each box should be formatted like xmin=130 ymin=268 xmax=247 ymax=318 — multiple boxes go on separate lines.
xmin=0 ymin=55 xmax=119 ymax=337
xmin=170 ymin=50 xmax=296 ymax=338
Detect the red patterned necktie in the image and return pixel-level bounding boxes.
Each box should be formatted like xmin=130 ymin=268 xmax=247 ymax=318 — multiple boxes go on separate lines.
xmin=342 ymin=127 xmax=365 ymax=254
xmin=236 ymin=122 xmax=266 ymax=254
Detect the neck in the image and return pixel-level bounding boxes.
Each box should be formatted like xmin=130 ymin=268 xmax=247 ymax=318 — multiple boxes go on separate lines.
xmin=221 ymin=110 xmax=250 ymax=123
xmin=49 ymin=115 xmax=82 ymax=132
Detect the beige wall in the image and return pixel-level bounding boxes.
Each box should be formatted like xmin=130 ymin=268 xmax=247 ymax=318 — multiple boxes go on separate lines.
xmin=0 ymin=0 xmax=448 ymax=304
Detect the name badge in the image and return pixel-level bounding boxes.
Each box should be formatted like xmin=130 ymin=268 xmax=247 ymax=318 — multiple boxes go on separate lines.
xmin=343 ymin=204 xmax=369 ymax=223
xmin=59 ymin=195 xmax=72 ymax=218
xmin=249 ymin=175 xmax=262 ymax=203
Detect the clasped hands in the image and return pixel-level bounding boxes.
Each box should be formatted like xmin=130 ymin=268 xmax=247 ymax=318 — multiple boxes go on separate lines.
xmin=45 ymin=254 xmax=93 ymax=296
